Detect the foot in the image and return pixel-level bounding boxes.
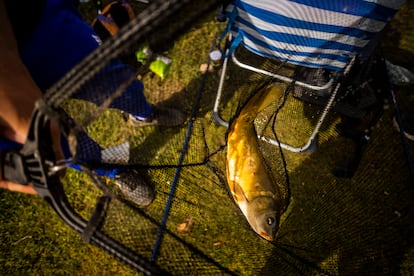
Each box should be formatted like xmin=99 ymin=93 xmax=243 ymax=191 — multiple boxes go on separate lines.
xmin=127 ymin=105 xmax=186 ymax=127
xmin=114 ymin=170 xmax=154 ymax=207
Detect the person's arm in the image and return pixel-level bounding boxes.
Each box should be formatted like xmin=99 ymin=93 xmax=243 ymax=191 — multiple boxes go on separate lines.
xmin=0 ymin=0 xmax=41 ymax=194
xmin=0 ymin=177 xmax=37 ymax=194
xmin=0 ymin=0 xmax=42 ymax=142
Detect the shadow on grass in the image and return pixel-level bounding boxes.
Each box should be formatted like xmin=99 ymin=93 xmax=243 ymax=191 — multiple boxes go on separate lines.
xmin=126 ymin=67 xmax=223 ymax=168
xmin=260 ymin=112 xmax=414 ymax=275
xmin=76 ymin=37 xmax=414 ymax=274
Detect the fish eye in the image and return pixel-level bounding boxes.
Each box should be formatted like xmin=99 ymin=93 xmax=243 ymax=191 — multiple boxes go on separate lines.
xmin=266 ymin=217 xmax=275 ymax=225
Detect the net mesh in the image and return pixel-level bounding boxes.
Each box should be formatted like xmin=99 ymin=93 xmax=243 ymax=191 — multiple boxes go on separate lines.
xmin=40 ymin=1 xmax=414 ymax=275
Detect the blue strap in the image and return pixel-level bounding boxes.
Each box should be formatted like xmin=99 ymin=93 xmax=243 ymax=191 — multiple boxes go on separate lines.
xmin=227 ymin=33 xmax=242 ymax=56
xmin=69 ymin=164 xmax=120 ymax=178
xmin=217 ymin=3 xmax=240 ymax=57
xmin=218 ymin=4 xmax=237 ymax=42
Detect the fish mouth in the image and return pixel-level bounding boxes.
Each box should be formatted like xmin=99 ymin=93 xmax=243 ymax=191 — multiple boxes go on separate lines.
xmin=259 ymin=231 xmax=274 ymax=241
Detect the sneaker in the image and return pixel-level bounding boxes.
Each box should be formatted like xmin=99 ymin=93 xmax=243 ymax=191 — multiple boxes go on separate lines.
xmin=127 ymin=105 xmax=186 ymax=127
xmin=114 ymin=170 xmax=154 ymax=207
xmin=393 ymin=112 xmax=414 ymax=141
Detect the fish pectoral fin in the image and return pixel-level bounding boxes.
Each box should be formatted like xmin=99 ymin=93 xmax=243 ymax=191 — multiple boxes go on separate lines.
xmin=231 ymin=181 xmax=248 ymax=203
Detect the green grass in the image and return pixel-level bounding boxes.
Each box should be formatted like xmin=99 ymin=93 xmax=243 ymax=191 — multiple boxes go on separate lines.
xmin=2 ymin=2 xmax=414 ymax=275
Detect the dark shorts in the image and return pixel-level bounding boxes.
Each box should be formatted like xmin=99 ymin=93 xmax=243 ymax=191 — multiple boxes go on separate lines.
xmin=2 ymin=0 xmax=151 ymax=173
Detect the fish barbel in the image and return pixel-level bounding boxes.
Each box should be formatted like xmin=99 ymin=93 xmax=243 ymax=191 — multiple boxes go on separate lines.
xmin=226 ymin=84 xmax=285 ymax=241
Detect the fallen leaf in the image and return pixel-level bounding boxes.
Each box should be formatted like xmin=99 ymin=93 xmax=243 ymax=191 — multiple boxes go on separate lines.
xmin=177 ymin=216 xmax=194 ymax=233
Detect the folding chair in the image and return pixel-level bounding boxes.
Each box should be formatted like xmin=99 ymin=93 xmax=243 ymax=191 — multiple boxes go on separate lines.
xmin=212 ymin=0 xmax=405 ymax=153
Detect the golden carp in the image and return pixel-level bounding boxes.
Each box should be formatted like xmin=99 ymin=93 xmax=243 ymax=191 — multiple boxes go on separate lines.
xmin=226 ymin=84 xmax=285 ymax=241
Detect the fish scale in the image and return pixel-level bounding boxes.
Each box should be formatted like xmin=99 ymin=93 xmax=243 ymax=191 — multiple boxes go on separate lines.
xmin=226 ymin=83 xmax=288 ymax=241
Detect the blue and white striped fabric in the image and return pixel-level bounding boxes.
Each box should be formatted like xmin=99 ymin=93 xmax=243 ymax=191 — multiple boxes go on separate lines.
xmin=225 ymin=0 xmax=406 ymax=71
